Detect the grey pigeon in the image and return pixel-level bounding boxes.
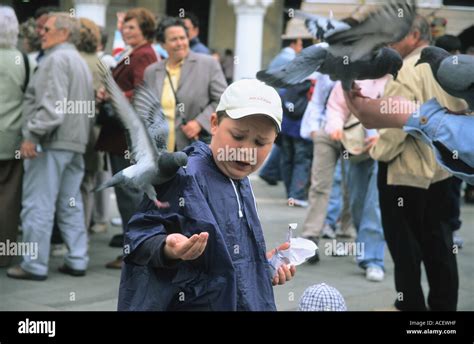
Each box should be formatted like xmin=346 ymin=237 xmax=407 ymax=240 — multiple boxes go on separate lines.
xmin=324 ymin=1 xmax=416 ymax=61
xmin=96 ymin=63 xmax=188 ymax=208
xmin=258 ymin=43 xmax=402 ymax=91
xmin=291 ymin=9 xmax=351 ymax=41
xmin=416 ymin=46 xmax=474 ymax=111
xmin=257 ymin=0 xmax=416 ymax=90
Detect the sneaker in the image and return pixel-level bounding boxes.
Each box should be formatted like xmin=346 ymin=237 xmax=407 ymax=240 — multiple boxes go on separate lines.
xmin=109 ymin=234 xmax=124 ymax=248
xmin=453 ymin=230 xmax=464 ymax=249
xmin=58 ymin=264 xmax=86 ymax=277
xmin=50 ymin=244 xmax=68 ymax=257
xmin=335 ymin=223 xmax=356 ymax=239
xmin=90 ymin=223 xmax=107 ymax=234
xmin=306 ymin=250 xmax=320 ymax=264
xmin=259 ymin=175 xmax=278 ymax=186
xmin=7 ymin=265 xmax=47 ymax=281
xmin=105 ymin=255 xmax=123 ymax=269
xmin=110 ymin=217 xmax=122 ymax=227
xmin=321 ymin=224 xmax=336 ymax=239
xmin=366 ymin=266 xmax=384 ymax=282
xmin=287 ymin=198 xmax=308 ymax=208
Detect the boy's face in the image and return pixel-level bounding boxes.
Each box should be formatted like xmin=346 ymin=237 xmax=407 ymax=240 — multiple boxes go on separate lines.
xmin=210 ymin=113 xmax=277 ymax=180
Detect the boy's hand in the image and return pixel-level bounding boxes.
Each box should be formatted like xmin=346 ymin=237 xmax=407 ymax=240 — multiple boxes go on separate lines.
xmin=163 ymin=232 xmax=209 ymax=261
xmin=267 ymin=242 xmax=296 ymax=286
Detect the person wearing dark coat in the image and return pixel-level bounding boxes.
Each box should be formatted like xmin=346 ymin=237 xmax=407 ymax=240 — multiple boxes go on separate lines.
xmin=118 ymin=80 xmax=296 ymax=311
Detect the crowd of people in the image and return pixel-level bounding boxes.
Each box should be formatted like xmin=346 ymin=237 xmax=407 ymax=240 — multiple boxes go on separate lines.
xmin=259 ymin=14 xmax=471 ymax=311
xmin=0 ymin=3 xmax=471 ymax=311
xmin=0 ymin=6 xmax=232 ymax=275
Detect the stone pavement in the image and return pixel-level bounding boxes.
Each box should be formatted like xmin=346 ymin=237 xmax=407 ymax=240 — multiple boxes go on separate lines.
xmin=1 ymin=175 xmax=473 ymax=311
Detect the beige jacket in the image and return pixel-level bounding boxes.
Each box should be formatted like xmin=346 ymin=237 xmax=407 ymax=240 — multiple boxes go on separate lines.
xmin=370 ymin=46 xmax=466 ymax=189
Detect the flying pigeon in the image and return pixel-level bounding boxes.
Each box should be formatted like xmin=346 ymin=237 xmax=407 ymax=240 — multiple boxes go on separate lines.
xmin=258 ymin=43 xmax=402 ymax=91
xmin=290 ymin=9 xmax=351 ymax=41
xmin=96 ymin=63 xmax=188 ymax=208
xmin=257 ymin=0 xmax=417 ymax=90
xmin=416 ymin=46 xmax=474 ymax=111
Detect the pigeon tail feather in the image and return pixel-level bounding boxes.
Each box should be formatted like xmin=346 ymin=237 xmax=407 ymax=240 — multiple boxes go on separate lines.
xmin=94 ymin=172 xmax=125 ymax=192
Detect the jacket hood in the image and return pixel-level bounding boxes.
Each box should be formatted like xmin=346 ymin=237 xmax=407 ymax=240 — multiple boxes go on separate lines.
xmin=183 ymin=140 xmax=212 ymax=160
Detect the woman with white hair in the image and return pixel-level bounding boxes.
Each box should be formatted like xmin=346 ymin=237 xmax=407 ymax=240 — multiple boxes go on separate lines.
xmin=0 ymin=5 xmax=35 ymax=267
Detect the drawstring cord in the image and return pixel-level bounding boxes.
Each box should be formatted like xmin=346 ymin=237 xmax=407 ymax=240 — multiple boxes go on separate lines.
xmin=229 ymin=178 xmax=244 ymax=218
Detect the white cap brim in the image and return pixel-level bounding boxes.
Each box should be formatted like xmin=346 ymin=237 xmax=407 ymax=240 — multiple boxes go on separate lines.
xmin=225 ymin=107 xmax=282 ymax=132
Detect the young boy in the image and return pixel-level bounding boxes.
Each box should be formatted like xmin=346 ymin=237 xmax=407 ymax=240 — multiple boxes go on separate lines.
xmin=118 ymin=79 xmax=296 ymax=311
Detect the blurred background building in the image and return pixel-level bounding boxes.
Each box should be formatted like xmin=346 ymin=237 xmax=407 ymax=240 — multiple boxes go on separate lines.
xmin=286 ymin=1 xmax=474 ymax=50
xmin=2 ymin=0 xmax=473 ymax=79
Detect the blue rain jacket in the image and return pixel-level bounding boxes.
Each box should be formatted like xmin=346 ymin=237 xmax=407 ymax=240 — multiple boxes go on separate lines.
xmin=118 ymin=141 xmax=276 ymax=311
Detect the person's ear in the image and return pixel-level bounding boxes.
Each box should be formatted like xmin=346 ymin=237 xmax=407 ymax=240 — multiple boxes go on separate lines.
xmin=59 ymin=28 xmax=70 ymax=41
xmin=210 ymin=112 xmax=219 ymax=135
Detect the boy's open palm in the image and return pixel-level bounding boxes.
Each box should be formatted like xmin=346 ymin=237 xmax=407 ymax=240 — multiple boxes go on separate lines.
xmin=164 ymin=232 xmax=209 ymax=261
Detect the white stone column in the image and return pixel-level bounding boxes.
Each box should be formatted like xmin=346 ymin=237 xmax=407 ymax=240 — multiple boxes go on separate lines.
xmin=419 ymin=0 xmax=443 ymax=7
xmin=74 ymin=0 xmax=109 ymax=27
xmin=229 ymin=0 xmax=274 ymax=80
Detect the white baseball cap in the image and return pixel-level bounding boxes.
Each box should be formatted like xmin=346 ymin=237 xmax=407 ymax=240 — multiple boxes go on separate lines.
xmin=216 ymin=79 xmax=282 ymax=132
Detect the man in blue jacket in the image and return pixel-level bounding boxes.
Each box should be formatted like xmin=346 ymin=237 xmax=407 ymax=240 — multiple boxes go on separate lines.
xmin=118 ymin=79 xmax=296 ymax=311
xmin=183 ymin=12 xmax=210 ymax=55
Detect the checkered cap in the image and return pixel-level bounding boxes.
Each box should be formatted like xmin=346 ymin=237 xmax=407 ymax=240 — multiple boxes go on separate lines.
xmin=298 ymin=283 xmax=347 ymax=311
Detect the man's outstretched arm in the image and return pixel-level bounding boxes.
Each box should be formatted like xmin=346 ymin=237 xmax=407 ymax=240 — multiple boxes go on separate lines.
xmin=344 ymin=88 xmax=474 ymax=184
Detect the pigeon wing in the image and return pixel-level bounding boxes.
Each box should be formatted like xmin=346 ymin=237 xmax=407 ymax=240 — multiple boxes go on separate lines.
xmin=133 ymin=84 xmax=169 ymax=151
xmin=98 ymin=62 xmax=159 ymax=168
xmin=326 ymin=0 xmax=416 ymax=60
xmin=257 ymin=43 xmax=328 ymax=88
xmin=292 ymin=9 xmax=351 ymax=39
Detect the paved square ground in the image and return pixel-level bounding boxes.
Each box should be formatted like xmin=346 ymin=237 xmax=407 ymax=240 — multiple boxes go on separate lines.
xmin=1 ymin=175 xmax=472 ymax=311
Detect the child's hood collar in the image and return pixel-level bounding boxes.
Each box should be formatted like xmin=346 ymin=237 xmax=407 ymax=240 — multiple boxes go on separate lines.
xmin=182 ymin=141 xmax=211 ymax=160
xmin=182 ymin=141 xmax=246 ymax=219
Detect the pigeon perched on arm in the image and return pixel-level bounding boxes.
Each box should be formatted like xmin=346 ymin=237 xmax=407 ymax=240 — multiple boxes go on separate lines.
xmin=95 ymin=63 xmax=188 ymax=208
xmin=415 ymin=46 xmax=474 ymax=112
xmin=257 ymin=0 xmax=416 ymax=91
